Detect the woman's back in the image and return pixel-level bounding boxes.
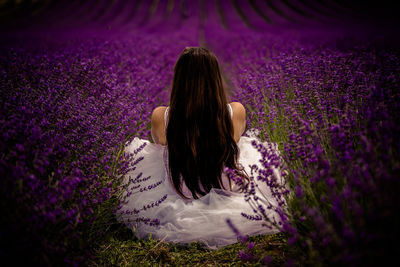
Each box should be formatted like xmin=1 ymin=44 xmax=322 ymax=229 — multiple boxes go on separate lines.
xmin=157 ymin=47 xmax=248 ymax=199
xmin=150 ymin=102 xmax=246 ymax=146
xmin=152 ymin=102 xmax=245 ymax=199
xmin=116 ymin=47 xmax=285 ymax=248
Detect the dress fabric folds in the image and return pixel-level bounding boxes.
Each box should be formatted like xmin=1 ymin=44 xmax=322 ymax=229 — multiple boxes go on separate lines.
xmin=116 ymin=106 xmax=285 ymax=249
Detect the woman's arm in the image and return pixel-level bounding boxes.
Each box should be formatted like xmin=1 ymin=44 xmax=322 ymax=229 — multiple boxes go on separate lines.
xmin=151 ymin=106 xmax=167 ymax=145
xmin=230 ymin=102 xmax=246 ymax=142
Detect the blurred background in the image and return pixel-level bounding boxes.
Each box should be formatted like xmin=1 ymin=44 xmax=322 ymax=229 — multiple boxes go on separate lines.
xmin=0 ymin=0 xmax=399 ymax=35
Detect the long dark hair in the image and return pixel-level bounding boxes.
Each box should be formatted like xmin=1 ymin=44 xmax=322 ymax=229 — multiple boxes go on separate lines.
xmin=166 ymin=47 xmax=243 ymax=199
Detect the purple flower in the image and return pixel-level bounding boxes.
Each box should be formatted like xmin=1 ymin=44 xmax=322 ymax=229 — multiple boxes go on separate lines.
xmin=238 ymin=250 xmax=253 ymax=261
xmin=295 ymin=185 xmax=304 ymax=198
xmin=247 ymin=242 xmax=255 ymax=250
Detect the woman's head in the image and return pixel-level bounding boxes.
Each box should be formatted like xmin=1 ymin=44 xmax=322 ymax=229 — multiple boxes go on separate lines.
xmin=170 ymin=47 xmax=226 ymax=117
xmin=166 ymin=47 xmax=242 ymax=199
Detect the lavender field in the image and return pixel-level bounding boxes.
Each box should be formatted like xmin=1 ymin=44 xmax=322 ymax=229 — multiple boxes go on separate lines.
xmin=1 ymin=0 xmax=399 ymax=266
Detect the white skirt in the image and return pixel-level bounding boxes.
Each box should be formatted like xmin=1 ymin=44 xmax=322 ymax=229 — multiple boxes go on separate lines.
xmin=116 ymin=133 xmax=286 ymax=249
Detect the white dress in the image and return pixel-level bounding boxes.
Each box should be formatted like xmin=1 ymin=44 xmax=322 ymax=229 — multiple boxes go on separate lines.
xmin=116 ymin=104 xmax=286 ymax=249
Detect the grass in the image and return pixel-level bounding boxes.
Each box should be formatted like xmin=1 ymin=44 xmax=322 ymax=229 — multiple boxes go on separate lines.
xmin=90 ymin=223 xmax=289 ymax=266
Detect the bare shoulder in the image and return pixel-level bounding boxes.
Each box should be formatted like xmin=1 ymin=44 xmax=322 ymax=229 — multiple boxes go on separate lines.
xmin=151 ymin=106 xmax=167 ymax=145
xmin=229 ymin=102 xmax=246 ymax=142
xmin=151 ymin=106 xmax=167 ymax=126
xmin=230 ymin=102 xmax=246 ymax=119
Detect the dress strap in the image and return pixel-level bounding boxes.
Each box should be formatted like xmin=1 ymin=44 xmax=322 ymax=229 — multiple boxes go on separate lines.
xmin=164 ymin=106 xmax=169 ymax=129
xmin=228 ymin=103 xmax=233 ymax=118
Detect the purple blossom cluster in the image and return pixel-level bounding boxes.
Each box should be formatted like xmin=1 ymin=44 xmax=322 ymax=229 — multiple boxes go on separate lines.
xmin=0 ymin=27 xmax=197 ymax=265
xmin=210 ymin=25 xmax=400 ymax=266
xmin=1 ymin=0 xmax=399 ymax=266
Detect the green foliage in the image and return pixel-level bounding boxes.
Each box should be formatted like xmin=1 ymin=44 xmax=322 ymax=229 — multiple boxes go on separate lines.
xmin=91 ymin=229 xmax=288 ymax=266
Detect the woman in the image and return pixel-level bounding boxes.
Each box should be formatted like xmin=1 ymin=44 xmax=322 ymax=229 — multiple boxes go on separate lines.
xmin=116 ymin=47 xmax=285 ymax=249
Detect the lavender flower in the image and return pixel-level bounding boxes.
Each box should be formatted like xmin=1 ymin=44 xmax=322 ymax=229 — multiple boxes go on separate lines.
xmin=1 ymin=1 xmax=399 ymax=266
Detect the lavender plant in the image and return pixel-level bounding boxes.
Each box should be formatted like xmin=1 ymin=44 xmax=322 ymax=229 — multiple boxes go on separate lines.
xmin=210 ymin=29 xmax=400 ymax=265
xmin=1 ymin=1 xmax=399 ymax=266
xmin=0 ymin=29 xmax=196 ymax=265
